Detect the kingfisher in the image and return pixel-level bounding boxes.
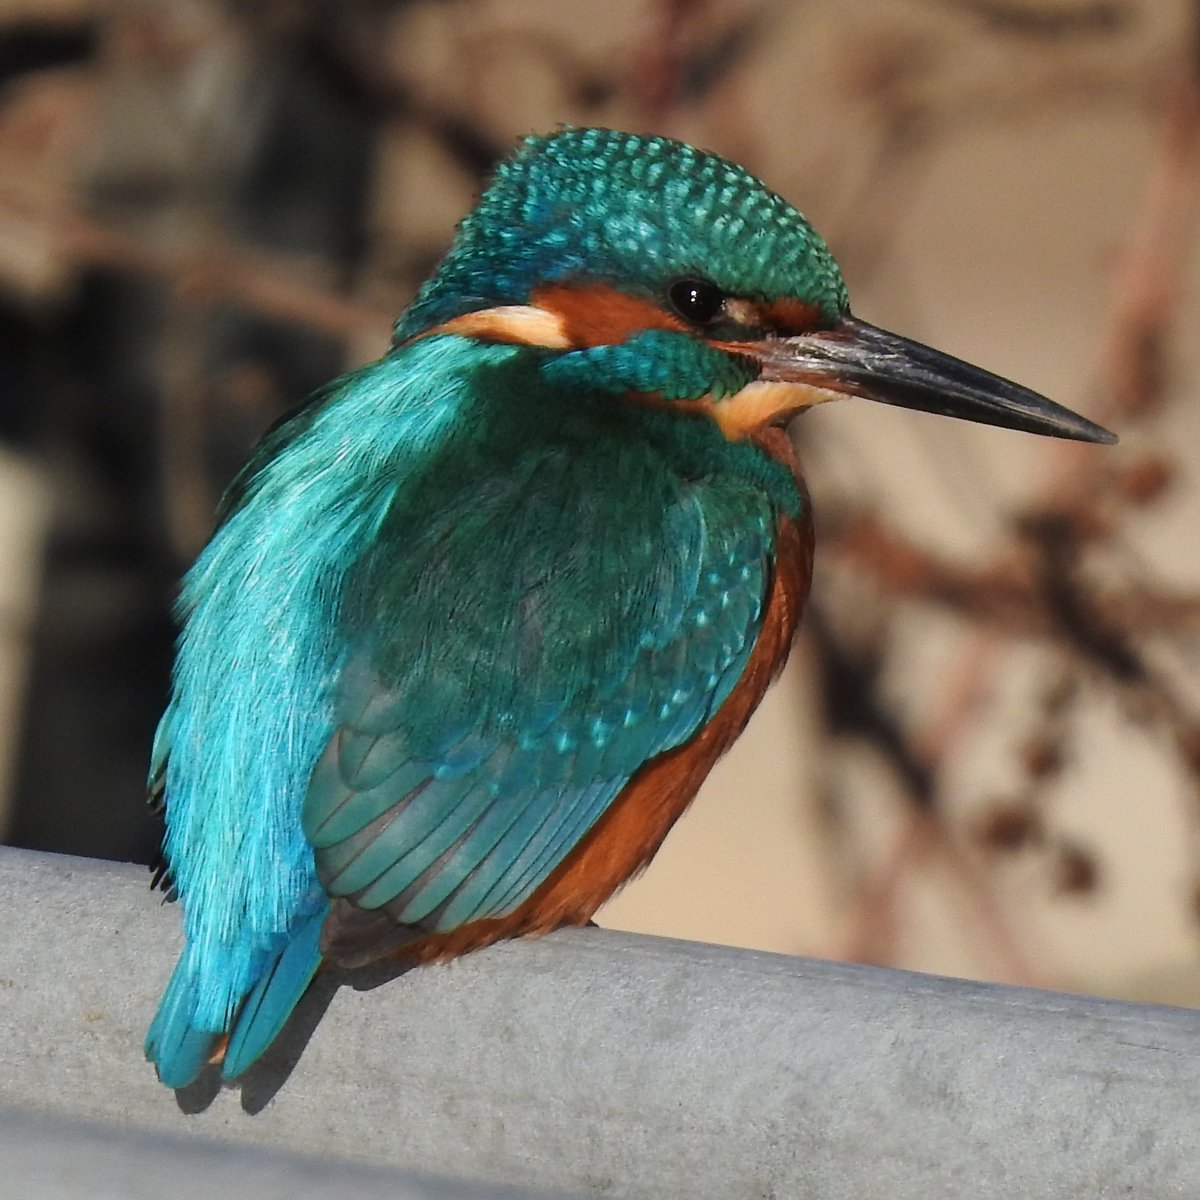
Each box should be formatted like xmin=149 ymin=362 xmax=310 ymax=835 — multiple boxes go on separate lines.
xmin=145 ymin=126 xmax=1114 ymax=1088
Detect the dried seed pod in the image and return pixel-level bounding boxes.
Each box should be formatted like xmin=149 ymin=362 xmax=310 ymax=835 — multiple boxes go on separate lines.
xmin=1051 ymin=839 xmax=1099 ymax=896
xmin=1022 ymin=735 xmax=1065 ymax=781
xmin=975 ymin=800 xmax=1044 ymax=853
xmin=1114 ymin=455 xmax=1175 ymax=507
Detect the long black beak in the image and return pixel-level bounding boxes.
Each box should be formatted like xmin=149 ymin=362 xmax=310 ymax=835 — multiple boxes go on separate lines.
xmin=753 ymin=314 xmax=1116 ymax=444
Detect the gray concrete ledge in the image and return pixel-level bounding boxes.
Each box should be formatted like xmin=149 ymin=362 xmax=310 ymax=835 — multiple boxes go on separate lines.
xmin=2 ymin=845 xmax=1199 ymax=1199
xmin=0 ymin=1105 xmax=565 ymax=1200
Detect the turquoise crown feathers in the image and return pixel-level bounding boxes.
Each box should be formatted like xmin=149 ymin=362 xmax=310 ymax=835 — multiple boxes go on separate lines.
xmin=394 ymin=127 xmax=849 ymax=341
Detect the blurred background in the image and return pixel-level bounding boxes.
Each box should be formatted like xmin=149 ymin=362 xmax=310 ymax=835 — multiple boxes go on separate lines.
xmin=1 ymin=0 xmax=1198 ymax=1004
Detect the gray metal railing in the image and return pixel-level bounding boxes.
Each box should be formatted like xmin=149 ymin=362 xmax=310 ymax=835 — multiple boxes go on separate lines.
xmin=2 ymin=844 xmax=1199 ymax=1199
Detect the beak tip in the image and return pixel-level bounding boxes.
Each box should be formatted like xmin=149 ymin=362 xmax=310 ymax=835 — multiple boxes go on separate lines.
xmin=1070 ymin=420 xmax=1118 ymax=446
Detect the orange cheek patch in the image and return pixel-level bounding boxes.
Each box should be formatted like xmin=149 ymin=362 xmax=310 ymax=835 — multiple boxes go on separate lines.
xmin=758 ymin=296 xmax=822 ymax=334
xmin=532 ymin=283 xmax=689 ymax=348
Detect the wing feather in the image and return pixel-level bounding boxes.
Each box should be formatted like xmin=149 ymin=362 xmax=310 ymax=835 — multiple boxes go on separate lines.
xmin=302 ymin=436 xmax=783 ymax=945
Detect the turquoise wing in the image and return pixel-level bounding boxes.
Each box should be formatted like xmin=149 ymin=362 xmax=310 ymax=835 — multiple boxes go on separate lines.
xmin=145 ymin=342 xmax=482 ymax=1085
xmin=303 ymin=439 xmax=780 ymax=940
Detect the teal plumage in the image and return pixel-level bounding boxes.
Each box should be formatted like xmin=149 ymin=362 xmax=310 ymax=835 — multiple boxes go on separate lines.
xmin=306 ymin=393 xmax=793 ymax=928
xmin=146 ymin=127 xmax=1113 ymax=1089
xmin=147 ymin=332 xmax=794 ymax=1084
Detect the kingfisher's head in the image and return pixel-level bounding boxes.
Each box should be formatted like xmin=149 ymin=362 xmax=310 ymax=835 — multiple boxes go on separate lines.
xmin=396 ymin=127 xmax=1113 ymax=445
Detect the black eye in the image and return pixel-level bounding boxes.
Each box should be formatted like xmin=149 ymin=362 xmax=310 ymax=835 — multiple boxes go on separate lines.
xmin=667 ymin=278 xmax=726 ymax=325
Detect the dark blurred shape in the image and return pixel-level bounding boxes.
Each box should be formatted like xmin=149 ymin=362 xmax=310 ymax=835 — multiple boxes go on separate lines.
xmin=1051 ymin=838 xmax=1100 ymax=896
xmin=0 ymin=15 xmax=97 ymax=443
xmin=935 ymin=0 xmax=1131 ymax=38
xmin=975 ymin=799 xmax=1045 ymax=853
xmin=0 ymin=19 xmax=97 ymax=92
xmin=1018 ymin=510 xmax=1147 ymax=685
xmin=807 ymin=603 xmax=936 ymax=810
xmin=1021 ymin=734 xmax=1065 ymax=781
xmin=0 ymin=306 xmax=47 ymax=444
xmin=6 ymin=15 xmax=377 ymax=863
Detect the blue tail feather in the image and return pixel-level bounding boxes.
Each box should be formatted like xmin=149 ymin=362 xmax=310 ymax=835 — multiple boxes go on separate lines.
xmin=144 ymin=955 xmax=217 ymax=1089
xmin=147 ymin=909 xmax=326 ymax=1088
xmin=222 ymin=908 xmax=325 ymax=1080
